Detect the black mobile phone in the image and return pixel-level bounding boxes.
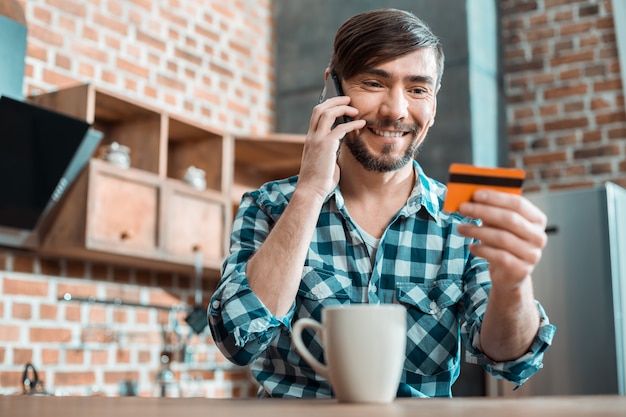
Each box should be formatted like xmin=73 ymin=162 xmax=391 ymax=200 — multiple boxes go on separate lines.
xmin=318 ymin=71 xmax=351 ymax=124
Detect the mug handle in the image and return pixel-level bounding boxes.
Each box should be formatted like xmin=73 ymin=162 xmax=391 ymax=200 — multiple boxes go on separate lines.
xmin=292 ymin=318 xmax=329 ymax=379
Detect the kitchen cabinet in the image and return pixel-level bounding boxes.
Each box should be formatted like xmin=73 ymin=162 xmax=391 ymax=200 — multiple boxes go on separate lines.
xmin=29 ymin=84 xmax=231 ymax=276
xmin=18 ymin=84 xmax=307 ymax=277
xmin=232 ymin=133 xmax=304 ymax=213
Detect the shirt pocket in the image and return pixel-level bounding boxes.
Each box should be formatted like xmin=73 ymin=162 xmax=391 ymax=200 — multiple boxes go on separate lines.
xmin=395 ymin=279 xmax=462 ymax=376
xmin=297 ymin=267 xmax=353 ymax=308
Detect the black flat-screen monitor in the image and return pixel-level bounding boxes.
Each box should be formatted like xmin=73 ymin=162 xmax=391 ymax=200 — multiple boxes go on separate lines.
xmin=0 ymin=95 xmax=103 ymax=247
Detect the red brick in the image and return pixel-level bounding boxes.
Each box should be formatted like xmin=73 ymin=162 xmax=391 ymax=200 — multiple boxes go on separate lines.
xmin=564 ymin=101 xmax=584 ymax=112
xmin=591 ymin=97 xmax=612 ymax=110
xmin=47 ymin=0 xmax=87 ymax=17
xmin=560 ymin=21 xmax=593 ymax=36
xmin=28 ymin=22 xmax=64 ymax=47
xmin=32 ymin=4 xmax=52 ymax=24
xmin=92 ymin=11 xmax=128 ymax=35
xmin=594 ymin=79 xmax=622 ymax=92
xmin=0 ymin=371 xmax=22 ymax=389
xmin=116 ymin=349 xmax=131 ymax=364
xmin=40 ymin=304 xmax=58 ymax=320
xmin=91 ymin=350 xmax=109 ymax=365
xmin=550 ymin=50 xmax=594 ymax=67
xmin=556 ymin=134 xmax=578 ymax=146
xmin=3 ymin=277 xmax=48 ymax=297
xmin=13 ymin=348 xmax=32 ymax=365
xmin=29 ymin=327 xmax=72 ymax=343
xmin=54 ymin=371 xmax=96 ymax=386
xmin=42 ymin=68 xmax=80 ymax=89
xmin=596 ymin=111 xmax=626 ymax=125
xmin=523 ymin=151 xmax=568 ymax=166
xmin=582 ymin=131 xmax=602 ymax=143
xmin=543 ymin=84 xmax=587 ymax=100
xmin=591 ymin=162 xmax=613 ymax=174
xmin=0 ymin=325 xmax=21 ymax=342
xmin=539 ymin=104 xmax=559 ymax=117
xmin=540 ymin=166 xmax=561 ymax=179
xmin=64 ymin=304 xmax=81 ymax=322
xmin=104 ymin=371 xmax=139 ymax=384
xmin=564 ymin=164 xmax=587 ymax=177
xmin=544 ymin=117 xmax=588 ymax=132
xmin=573 ymin=144 xmax=621 ymax=159
xmin=88 ymin=305 xmax=107 ymax=324
xmin=27 ymin=43 xmax=47 ymax=62
xmin=65 ymin=349 xmax=85 ymax=365
xmin=608 ymin=127 xmax=626 ymax=140
xmin=12 ymin=302 xmax=32 ymax=319
xmin=42 ymin=349 xmax=60 ymax=365
xmin=116 ymin=57 xmax=149 ymax=78
xmin=57 ymin=281 xmax=98 ymax=299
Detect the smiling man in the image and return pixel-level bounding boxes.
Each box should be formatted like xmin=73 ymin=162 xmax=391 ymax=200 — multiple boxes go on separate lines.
xmin=208 ymin=8 xmax=555 ymax=398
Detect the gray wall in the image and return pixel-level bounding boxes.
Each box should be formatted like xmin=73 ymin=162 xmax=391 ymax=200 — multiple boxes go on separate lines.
xmin=273 ymin=0 xmax=506 ymax=183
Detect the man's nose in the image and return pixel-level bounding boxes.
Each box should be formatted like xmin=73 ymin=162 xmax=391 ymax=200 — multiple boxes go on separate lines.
xmin=379 ymin=88 xmax=409 ymax=120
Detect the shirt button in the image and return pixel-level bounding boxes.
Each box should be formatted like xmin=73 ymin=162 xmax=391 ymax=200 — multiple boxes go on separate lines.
xmin=311 ymin=287 xmax=319 ymax=296
xmin=370 ymin=285 xmax=377 ymax=293
xmin=212 ymin=300 xmax=220 ymax=309
xmin=429 ymin=301 xmax=438 ymax=314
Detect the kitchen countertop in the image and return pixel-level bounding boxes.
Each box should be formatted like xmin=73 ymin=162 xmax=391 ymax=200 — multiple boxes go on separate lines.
xmin=2 ymin=394 xmax=626 ymax=417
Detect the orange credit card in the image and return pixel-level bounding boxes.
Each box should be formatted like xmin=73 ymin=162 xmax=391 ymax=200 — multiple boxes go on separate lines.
xmin=443 ymin=163 xmax=526 ymax=212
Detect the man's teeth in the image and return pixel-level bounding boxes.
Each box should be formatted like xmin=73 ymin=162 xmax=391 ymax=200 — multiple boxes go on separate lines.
xmin=372 ymin=128 xmax=405 ymax=138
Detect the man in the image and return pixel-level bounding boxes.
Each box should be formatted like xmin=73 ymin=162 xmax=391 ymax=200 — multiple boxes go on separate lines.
xmin=209 ymin=8 xmax=555 ymax=398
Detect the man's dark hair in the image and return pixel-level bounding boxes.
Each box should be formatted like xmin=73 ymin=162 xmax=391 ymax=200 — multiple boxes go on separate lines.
xmin=329 ymin=9 xmax=445 ymax=87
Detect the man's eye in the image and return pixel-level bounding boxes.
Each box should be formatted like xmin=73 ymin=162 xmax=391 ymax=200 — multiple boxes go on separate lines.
xmin=363 ymin=81 xmax=383 ymax=88
xmin=411 ymin=87 xmax=427 ymax=95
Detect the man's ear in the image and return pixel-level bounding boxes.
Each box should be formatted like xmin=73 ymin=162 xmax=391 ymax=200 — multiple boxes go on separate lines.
xmin=324 ymin=68 xmax=331 ymax=82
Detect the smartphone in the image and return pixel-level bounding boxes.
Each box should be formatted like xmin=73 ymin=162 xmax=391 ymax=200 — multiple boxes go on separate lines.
xmin=318 ymin=70 xmax=351 ymax=125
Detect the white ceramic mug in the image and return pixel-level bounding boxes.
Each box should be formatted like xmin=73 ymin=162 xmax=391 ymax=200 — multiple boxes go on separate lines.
xmin=292 ymin=304 xmax=406 ymax=403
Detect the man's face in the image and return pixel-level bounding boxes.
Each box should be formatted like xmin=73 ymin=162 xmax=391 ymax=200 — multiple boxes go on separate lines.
xmin=341 ymin=48 xmax=439 ymax=172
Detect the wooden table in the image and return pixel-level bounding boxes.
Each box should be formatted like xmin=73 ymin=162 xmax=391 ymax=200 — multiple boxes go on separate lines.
xmin=2 ymin=395 xmax=626 ymax=417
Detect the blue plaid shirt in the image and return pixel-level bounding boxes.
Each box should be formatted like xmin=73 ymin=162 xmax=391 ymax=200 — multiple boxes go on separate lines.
xmin=209 ymin=161 xmax=555 ymax=398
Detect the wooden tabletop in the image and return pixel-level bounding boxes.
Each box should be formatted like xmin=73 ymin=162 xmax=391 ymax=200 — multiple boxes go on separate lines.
xmin=2 ymin=395 xmax=626 ymax=417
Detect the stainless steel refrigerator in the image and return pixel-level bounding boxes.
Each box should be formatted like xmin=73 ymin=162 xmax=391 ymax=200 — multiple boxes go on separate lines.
xmin=497 ymin=182 xmax=626 ymax=397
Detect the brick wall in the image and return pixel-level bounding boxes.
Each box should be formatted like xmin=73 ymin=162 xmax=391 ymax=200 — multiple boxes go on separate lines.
xmin=501 ymin=0 xmax=626 ymax=191
xmin=21 ymin=0 xmax=275 ymax=135
xmin=0 ymin=250 xmax=258 ymax=397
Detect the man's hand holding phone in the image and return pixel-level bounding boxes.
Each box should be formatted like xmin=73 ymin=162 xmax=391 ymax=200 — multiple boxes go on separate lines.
xmin=297 ymin=71 xmax=365 ymax=201
xmin=318 ymin=70 xmax=352 ymax=126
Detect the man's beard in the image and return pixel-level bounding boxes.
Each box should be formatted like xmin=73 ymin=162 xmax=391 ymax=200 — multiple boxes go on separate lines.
xmin=344 ymin=120 xmax=423 ymax=172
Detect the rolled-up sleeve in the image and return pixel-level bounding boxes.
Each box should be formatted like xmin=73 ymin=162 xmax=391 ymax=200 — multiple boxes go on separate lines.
xmin=208 ymin=186 xmax=295 ymax=366
xmin=461 ymin=279 xmax=556 ymax=387
xmin=208 ymin=268 xmax=294 ymax=365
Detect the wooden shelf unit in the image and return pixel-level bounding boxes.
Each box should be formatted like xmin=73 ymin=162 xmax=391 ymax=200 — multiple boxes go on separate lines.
xmin=22 ymin=84 xmax=307 ymax=278
xmin=232 ymin=133 xmax=304 ymax=209
xmin=28 ymin=84 xmax=232 ymax=277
